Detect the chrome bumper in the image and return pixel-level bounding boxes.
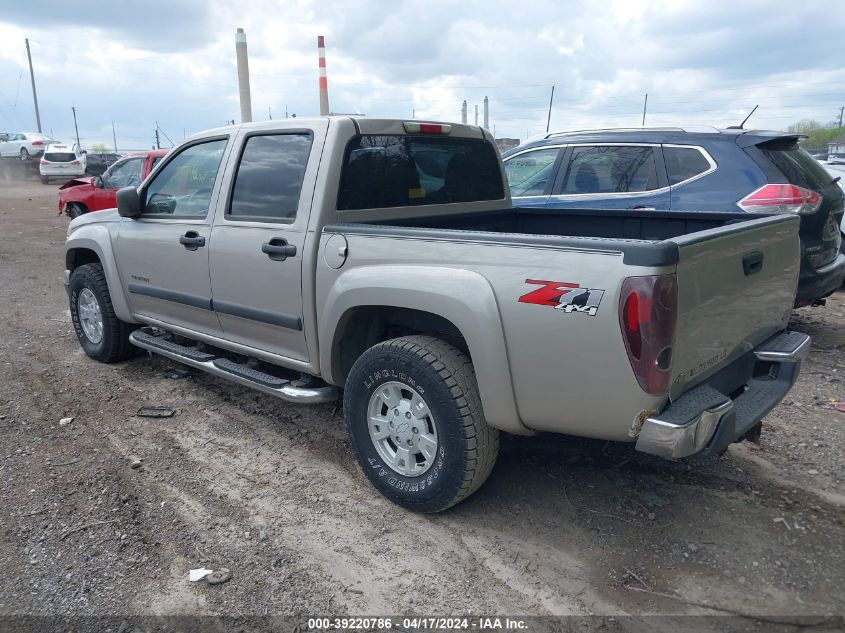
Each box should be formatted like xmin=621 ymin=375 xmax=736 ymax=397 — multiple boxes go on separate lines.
xmin=636 ymin=330 xmax=810 ymax=459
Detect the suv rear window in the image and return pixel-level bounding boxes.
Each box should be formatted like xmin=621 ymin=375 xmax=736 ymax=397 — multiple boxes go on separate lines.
xmin=663 ymin=147 xmax=712 ymax=185
xmin=337 ymin=135 xmax=504 ymax=210
xmin=44 ymin=152 xmax=76 ymax=162
xmin=758 ymin=142 xmax=832 ymax=191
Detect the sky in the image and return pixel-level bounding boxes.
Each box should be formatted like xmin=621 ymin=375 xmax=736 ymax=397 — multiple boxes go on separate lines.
xmin=0 ymin=0 xmax=843 ymax=150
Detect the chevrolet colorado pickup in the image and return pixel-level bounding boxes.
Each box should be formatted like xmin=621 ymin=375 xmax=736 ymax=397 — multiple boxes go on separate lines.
xmin=64 ymin=117 xmax=810 ymax=512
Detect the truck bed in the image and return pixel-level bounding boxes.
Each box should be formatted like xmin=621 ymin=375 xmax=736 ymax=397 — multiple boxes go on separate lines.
xmin=368 ymin=206 xmax=749 ymax=243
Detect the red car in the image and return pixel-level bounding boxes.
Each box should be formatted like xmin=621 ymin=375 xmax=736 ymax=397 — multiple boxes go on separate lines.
xmin=58 ymin=150 xmax=169 ymax=218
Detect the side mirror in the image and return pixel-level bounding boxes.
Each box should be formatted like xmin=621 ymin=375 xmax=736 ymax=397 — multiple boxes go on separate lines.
xmin=93 ymin=176 xmax=103 ymax=188
xmin=116 ymin=186 xmax=142 ymax=218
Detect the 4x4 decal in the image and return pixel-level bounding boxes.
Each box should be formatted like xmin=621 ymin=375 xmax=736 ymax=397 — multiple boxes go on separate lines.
xmin=518 ymin=279 xmax=605 ymax=316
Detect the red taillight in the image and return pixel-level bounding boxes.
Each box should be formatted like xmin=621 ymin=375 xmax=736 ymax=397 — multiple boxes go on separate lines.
xmin=738 ymin=183 xmax=822 ymax=215
xmin=31 ymin=140 xmax=44 ymax=146
xmin=70 ymin=160 xmax=80 ymax=165
xmin=619 ymin=275 xmax=677 ymax=395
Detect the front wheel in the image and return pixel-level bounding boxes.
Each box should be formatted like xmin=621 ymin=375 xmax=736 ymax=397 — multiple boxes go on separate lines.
xmin=20 ymin=148 xmax=30 ymax=161
xmin=68 ymin=263 xmax=137 ymax=362
xmin=344 ymin=335 xmax=499 ymax=513
xmin=67 ymin=203 xmax=87 ymax=219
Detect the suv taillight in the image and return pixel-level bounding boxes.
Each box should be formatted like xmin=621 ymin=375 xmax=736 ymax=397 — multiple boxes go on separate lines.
xmin=619 ymin=275 xmax=677 ymax=395
xmin=738 ymin=183 xmax=822 ymax=215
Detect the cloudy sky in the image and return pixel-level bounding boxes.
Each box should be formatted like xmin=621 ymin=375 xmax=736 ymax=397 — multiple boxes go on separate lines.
xmin=0 ymin=0 xmax=843 ymax=150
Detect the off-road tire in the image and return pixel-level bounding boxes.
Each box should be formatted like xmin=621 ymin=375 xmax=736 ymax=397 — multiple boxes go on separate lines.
xmin=69 ymin=263 xmax=136 ymax=363
xmin=344 ymin=335 xmax=499 ymax=512
xmin=68 ymin=203 xmax=87 ymax=219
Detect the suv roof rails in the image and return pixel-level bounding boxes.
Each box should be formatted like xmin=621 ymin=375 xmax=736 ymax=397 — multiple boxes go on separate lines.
xmin=544 ymin=125 xmax=721 ymax=139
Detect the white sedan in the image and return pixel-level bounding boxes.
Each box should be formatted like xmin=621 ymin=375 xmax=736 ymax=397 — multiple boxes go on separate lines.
xmin=0 ymin=132 xmax=56 ymax=160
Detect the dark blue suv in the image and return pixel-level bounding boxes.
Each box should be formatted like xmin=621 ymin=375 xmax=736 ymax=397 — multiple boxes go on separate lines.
xmin=502 ymin=127 xmax=845 ymax=307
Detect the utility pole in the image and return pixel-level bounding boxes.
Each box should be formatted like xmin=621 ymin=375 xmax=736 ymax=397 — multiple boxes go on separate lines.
xmin=25 ymin=38 xmax=42 ymax=133
xmin=268 ymin=106 xmax=272 ymax=120
xmin=112 ymin=121 xmax=118 ymax=152
xmin=838 ymin=106 xmax=844 ymax=129
xmin=545 ymin=85 xmax=555 ymax=133
xmin=642 ymin=93 xmax=648 ymax=127
xmin=71 ymin=106 xmax=80 ymax=148
xmin=475 ymin=104 xmax=479 ymax=125
xmin=154 ymin=122 xmax=160 ymax=150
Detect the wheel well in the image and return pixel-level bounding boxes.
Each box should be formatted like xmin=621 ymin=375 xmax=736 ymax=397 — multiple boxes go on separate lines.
xmin=332 ymin=306 xmax=467 ymax=384
xmin=66 ymin=248 xmax=100 ymax=272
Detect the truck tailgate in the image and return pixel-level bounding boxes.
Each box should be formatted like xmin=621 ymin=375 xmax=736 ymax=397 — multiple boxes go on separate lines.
xmin=670 ymin=214 xmax=800 ymax=400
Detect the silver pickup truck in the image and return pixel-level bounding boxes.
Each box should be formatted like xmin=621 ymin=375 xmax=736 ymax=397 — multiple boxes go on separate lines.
xmin=64 ymin=117 xmax=810 ymax=512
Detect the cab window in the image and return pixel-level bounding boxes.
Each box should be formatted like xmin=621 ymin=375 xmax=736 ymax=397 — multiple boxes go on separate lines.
xmin=142 ymin=139 xmax=227 ymax=217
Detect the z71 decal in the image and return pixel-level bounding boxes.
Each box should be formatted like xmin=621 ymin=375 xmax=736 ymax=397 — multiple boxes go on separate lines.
xmin=518 ymin=279 xmax=605 ymax=316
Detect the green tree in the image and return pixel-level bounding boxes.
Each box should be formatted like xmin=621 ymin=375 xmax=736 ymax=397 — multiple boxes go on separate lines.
xmin=787 ymin=119 xmax=845 ymax=154
xmin=91 ymin=143 xmax=110 ymax=153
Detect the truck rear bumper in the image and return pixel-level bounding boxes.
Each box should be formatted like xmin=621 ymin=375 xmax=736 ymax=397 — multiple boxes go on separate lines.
xmin=635 ymin=330 xmax=810 ymax=459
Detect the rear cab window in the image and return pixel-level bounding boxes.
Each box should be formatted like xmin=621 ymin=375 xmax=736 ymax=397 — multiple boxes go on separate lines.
xmin=44 ymin=151 xmax=76 ymax=162
xmin=337 ymin=135 xmax=504 ymax=210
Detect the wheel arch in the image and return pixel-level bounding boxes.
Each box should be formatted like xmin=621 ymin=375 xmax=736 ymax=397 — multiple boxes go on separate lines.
xmin=65 ymin=231 xmax=135 ymax=323
xmin=319 ymin=266 xmax=529 ymax=434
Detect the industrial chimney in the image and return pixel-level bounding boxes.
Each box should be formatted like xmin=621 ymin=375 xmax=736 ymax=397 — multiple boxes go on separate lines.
xmin=317 ymin=35 xmax=330 ymax=116
xmin=235 ymin=28 xmax=252 ymax=123
xmin=461 ymin=100 xmax=467 ymax=124
xmin=483 ymin=96 xmax=489 ymax=130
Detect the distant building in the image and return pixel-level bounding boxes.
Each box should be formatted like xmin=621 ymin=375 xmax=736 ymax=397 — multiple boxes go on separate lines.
xmin=827 ymin=135 xmax=845 ymax=159
xmin=495 ymin=138 xmax=520 ymax=153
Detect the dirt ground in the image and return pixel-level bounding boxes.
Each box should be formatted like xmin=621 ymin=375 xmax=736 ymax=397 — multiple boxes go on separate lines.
xmin=0 ymin=178 xmax=843 ymax=631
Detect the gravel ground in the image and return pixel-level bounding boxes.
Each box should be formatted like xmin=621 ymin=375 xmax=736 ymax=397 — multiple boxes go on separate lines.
xmin=0 ymin=178 xmax=843 ymax=631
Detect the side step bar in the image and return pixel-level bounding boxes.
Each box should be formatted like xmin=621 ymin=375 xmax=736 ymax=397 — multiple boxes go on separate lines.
xmin=129 ymin=328 xmax=338 ymax=405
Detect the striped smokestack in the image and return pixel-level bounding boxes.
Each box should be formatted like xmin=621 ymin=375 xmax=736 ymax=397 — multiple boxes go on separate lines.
xmin=317 ymin=35 xmax=330 ymax=116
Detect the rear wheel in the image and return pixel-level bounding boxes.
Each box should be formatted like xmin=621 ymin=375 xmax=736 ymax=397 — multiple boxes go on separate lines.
xmin=69 ymin=263 xmax=137 ymax=363
xmin=40 ymin=175 xmax=49 ymax=184
xmin=344 ymin=335 xmax=499 ymax=513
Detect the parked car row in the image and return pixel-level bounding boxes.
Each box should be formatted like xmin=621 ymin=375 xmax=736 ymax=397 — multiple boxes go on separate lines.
xmin=501 ymin=126 xmax=845 ymax=307
xmin=0 ymin=131 xmax=56 ymax=160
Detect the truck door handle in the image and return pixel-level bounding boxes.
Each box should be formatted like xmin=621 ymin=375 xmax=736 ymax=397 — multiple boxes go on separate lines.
xmin=743 ymin=251 xmax=764 ymax=276
xmin=179 ymin=231 xmax=206 ymax=251
xmin=262 ymin=238 xmax=297 ymax=261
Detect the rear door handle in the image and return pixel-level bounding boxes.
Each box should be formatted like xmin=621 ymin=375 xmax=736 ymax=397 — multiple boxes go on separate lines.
xmin=179 ymin=231 xmax=206 ymax=251
xmin=262 ymin=238 xmax=297 ymax=261
xmin=743 ymin=250 xmax=764 ymax=276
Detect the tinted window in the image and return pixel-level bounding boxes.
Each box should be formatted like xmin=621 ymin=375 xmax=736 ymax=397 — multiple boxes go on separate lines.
xmin=142 ymin=139 xmax=227 ymax=217
xmin=44 ymin=152 xmax=76 ymax=162
xmin=229 ymin=133 xmax=312 ymax=220
xmin=105 ymin=158 xmax=144 ymax=188
xmin=504 ymin=148 xmax=560 ymax=196
xmin=338 ymin=135 xmax=504 ymax=210
xmin=759 ymin=143 xmax=833 ymax=191
xmin=560 ymin=146 xmax=657 ymax=194
xmin=663 ymin=147 xmax=712 ymax=185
